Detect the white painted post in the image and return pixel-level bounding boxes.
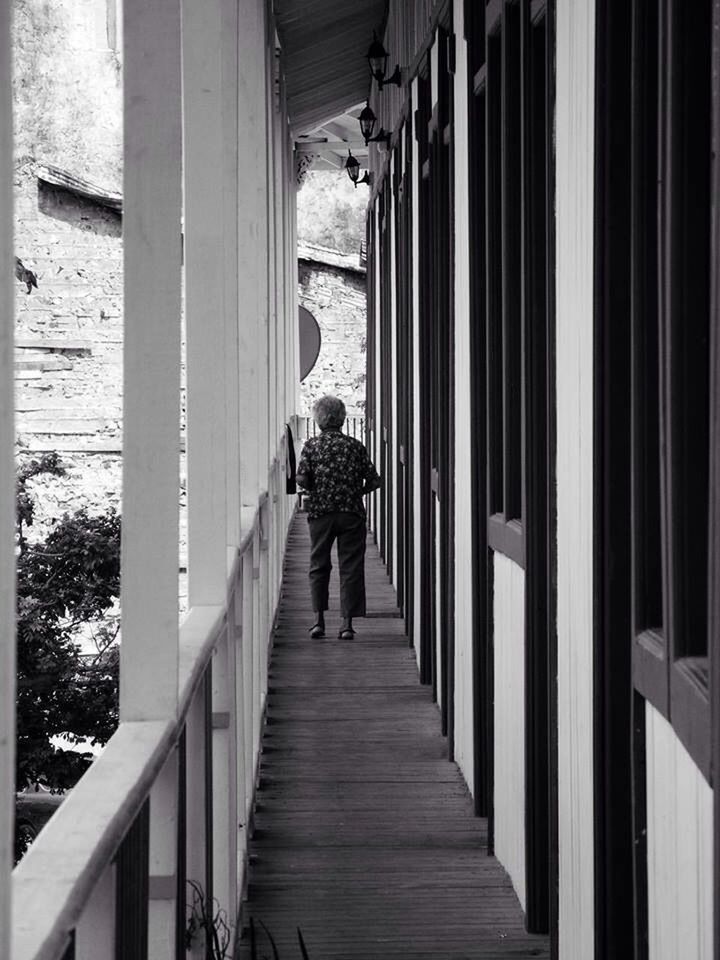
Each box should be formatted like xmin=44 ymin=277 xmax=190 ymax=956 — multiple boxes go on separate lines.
xmin=222 ymin=0 xmax=241 ymax=548
xmin=238 ymin=0 xmax=269 ymax=509
xmin=0 ymin=3 xmax=14 ymax=955
xmin=121 ymin=0 xmax=182 ymax=723
xmin=75 ymin=865 xmax=116 ymax=960
xmin=122 ymin=2 xmax=183 ymax=951
xmin=148 ymin=753 xmax=179 ymax=960
xmin=182 ymin=0 xmax=229 ymax=608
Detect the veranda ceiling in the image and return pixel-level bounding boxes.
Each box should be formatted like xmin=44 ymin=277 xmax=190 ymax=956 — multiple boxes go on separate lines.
xmin=275 ymin=0 xmax=387 ymax=135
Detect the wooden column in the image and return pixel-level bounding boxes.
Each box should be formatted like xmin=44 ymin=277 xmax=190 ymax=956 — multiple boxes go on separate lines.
xmin=0 ymin=2 xmax=14 ymax=953
xmin=121 ymin=0 xmax=181 ymax=722
xmin=222 ymin=0 xmax=241 ymax=548
xmin=122 ymin=3 xmax=183 ymax=953
xmin=183 ymin=0 xmax=229 ymax=607
xmin=238 ymin=0 xmax=269 ymax=508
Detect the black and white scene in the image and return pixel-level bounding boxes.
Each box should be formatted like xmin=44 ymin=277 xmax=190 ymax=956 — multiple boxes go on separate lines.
xmin=1 ymin=1 xmax=719 ymax=959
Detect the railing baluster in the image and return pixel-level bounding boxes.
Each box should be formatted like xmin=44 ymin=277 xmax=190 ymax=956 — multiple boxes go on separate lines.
xmin=115 ymin=802 xmax=150 ymax=960
xmin=185 ymin=680 xmax=209 ymax=958
xmin=75 ymin=865 xmax=114 ymax=960
xmin=211 ymin=625 xmax=235 ymax=920
xmin=175 ymin=730 xmax=187 ymax=960
xmin=233 ymin=563 xmax=248 ymax=883
xmin=242 ymin=548 xmax=256 ymax=814
xmin=148 ymin=754 xmax=179 ymax=960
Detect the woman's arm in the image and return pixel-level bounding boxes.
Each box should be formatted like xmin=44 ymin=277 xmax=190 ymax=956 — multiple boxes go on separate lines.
xmin=361 ymin=450 xmax=381 ymax=494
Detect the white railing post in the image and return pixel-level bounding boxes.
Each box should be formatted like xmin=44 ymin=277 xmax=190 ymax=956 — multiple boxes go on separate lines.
xmin=0 ymin=2 xmax=14 ymax=954
xmin=122 ymin=1 xmax=183 ymax=955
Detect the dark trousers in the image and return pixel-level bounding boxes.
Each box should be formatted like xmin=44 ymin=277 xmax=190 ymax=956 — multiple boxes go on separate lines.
xmin=308 ymin=511 xmax=367 ymax=618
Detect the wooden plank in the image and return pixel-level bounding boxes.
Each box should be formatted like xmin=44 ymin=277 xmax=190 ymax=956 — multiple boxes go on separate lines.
xmin=120 ymin=0 xmax=182 ymax=721
xmin=0 ymin=2 xmax=13 ymax=954
xmin=236 ymin=515 xmax=550 ymax=958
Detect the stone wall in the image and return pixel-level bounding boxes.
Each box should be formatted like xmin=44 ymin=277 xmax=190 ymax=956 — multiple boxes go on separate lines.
xmin=14 ymin=160 xmax=124 ymax=539
xmin=298 ymin=247 xmax=367 ymax=417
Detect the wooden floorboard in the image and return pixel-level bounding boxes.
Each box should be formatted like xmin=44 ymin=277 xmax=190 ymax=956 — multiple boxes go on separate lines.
xmin=236 ymin=514 xmax=549 ymax=959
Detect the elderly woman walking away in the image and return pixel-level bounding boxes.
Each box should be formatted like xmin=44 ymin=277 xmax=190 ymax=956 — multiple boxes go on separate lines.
xmin=296 ymin=395 xmax=381 ymax=639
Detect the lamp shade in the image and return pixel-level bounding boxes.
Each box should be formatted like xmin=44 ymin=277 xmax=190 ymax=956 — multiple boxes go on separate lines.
xmin=366 ymin=33 xmax=388 ymax=80
xmin=359 ymin=103 xmax=377 ymax=144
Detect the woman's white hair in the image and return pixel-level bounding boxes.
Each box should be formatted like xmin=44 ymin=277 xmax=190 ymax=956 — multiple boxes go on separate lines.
xmin=312 ymin=394 xmax=346 ymax=430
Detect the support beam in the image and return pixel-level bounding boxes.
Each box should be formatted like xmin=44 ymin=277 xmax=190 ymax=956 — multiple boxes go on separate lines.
xmin=0 ymin=2 xmax=14 ymax=951
xmin=183 ymin=0 xmax=229 ymax=606
xmin=121 ymin=0 xmax=182 ymax=721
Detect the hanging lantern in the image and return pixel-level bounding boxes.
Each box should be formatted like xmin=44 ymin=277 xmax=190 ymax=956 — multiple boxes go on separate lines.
xmin=358 ymin=103 xmax=391 ymax=149
xmin=345 ymin=150 xmax=371 ymax=188
xmin=366 ymin=33 xmax=402 ymax=89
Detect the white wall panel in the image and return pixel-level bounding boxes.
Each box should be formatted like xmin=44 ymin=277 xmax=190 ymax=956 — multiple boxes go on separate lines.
xmin=646 ymin=703 xmax=713 ymax=960
xmin=493 ymin=553 xmax=526 ymax=911
xmin=555 ymin=1 xmax=596 ymax=954
xmin=451 ymin=0 xmax=475 ymax=792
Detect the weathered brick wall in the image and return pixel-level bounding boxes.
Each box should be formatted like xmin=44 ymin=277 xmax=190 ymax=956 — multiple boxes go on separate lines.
xmin=298 ymin=254 xmax=367 ymax=416
xmin=14 ymin=160 xmax=124 ymax=536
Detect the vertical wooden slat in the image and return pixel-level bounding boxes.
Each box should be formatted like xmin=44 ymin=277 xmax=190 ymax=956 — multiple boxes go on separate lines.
xmin=75 ymin=866 xmax=115 ymax=960
xmin=242 ymin=548 xmax=256 ymax=807
xmin=176 ymin=730 xmax=187 ymax=960
xmin=148 ymin=753 xmax=179 ymax=959
xmin=0 ymin=3 xmax=14 ymax=954
xmin=183 ymin=0 xmax=229 ymax=606
xmin=115 ymin=802 xmax=150 ymax=960
xmin=211 ymin=627 xmax=235 ymax=920
xmin=121 ymin=0 xmax=182 ymax=721
xmin=185 ymin=681 xmax=208 ymax=959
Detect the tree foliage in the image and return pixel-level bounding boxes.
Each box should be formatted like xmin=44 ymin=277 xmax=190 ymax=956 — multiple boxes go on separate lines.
xmin=16 ymin=454 xmax=121 ymax=791
xmin=297 ymin=171 xmax=367 ymax=255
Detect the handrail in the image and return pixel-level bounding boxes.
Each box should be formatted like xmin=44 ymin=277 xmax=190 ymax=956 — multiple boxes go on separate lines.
xmin=12 ymin=721 xmax=174 ymax=960
xmin=11 ymin=487 xmax=275 ymax=960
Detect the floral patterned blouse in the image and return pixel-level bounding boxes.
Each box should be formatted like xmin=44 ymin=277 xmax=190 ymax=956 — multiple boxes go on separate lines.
xmin=296 ymin=429 xmax=381 ymax=519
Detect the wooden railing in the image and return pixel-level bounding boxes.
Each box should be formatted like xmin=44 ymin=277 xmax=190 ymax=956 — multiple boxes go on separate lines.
xmin=295 ymin=415 xmax=366 ymax=446
xmin=11 ymin=448 xmax=291 ymax=960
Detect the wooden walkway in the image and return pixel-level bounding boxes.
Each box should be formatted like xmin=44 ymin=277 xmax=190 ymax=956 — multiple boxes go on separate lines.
xmin=238 ymin=514 xmax=549 ymax=959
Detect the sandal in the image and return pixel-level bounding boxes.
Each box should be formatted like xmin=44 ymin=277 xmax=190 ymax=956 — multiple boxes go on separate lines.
xmin=337 ymin=627 xmax=355 ymax=640
xmin=309 ymin=623 xmax=325 ymax=638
